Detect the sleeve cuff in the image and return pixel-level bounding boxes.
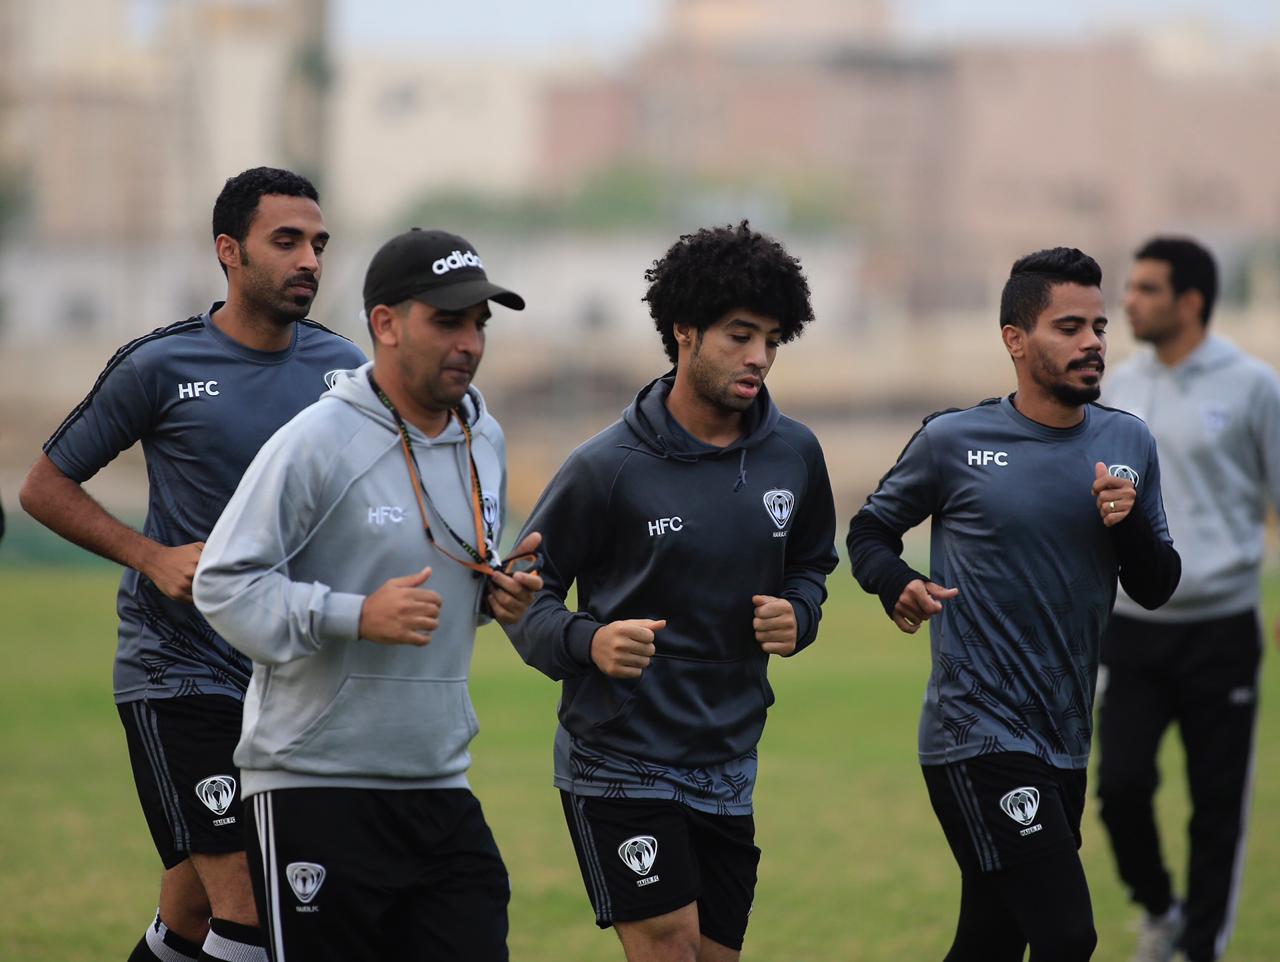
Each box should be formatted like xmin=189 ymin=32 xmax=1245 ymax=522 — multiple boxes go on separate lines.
xmin=1110 ymin=499 xmax=1152 ymax=543
xmin=565 ymin=615 xmax=603 ymax=670
xmin=783 ymin=594 xmax=815 ymax=656
xmin=319 ymin=590 xmax=365 ymax=646
xmin=880 ymin=567 xmax=928 ymax=617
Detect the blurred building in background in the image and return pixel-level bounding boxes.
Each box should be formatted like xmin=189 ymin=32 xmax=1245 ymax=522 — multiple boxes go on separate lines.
xmin=2 ymin=0 xmax=1278 ymax=518
xmin=542 ymin=0 xmax=1280 ymax=315
xmin=0 ymin=0 xmax=329 ymax=339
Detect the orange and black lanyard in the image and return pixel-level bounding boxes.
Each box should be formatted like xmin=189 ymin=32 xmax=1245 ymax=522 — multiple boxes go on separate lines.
xmin=367 ymin=371 xmax=499 ymax=577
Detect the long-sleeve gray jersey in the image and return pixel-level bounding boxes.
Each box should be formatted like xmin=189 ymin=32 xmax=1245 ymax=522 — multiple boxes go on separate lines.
xmin=1104 ymin=335 xmax=1280 ymax=622
xmin=43 ymin=304 xmax=366 ymax=704
xmin=849 ymin=395 xmax=1178 ymax=769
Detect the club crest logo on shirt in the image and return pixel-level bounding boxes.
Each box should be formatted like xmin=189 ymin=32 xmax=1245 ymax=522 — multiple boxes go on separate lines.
xmin=1107 ymin=464 xmax=1140 ymax=488
xmin=482 ymin=491 xmax=499 ymax=531
xmin=762 ymin=489 xmax=795 ymax=530
xmin=999 ymin=786 xmax=1040 ymax=826
xmin=618 ymin=835 xmax=658 ymax=876
xmin=194 ymin=775 xmax=237 ymax=815
xmin=286 ymin=862 xmax=327 ymax=904
xmin=1201 ymin=402 xmax=1231 ymax=437
xmin=323 ymin=369 xmax=346 ymax=391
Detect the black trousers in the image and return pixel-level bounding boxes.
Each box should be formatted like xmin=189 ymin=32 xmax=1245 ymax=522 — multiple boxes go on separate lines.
xmin=924 ymin=755 xmax=1096 ymax=961
xmin=1097 ymin=610 xmax=1261 ymax=962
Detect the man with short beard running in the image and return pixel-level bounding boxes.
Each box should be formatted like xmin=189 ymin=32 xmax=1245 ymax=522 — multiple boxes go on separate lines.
xmin=20 ymin=167 xmax=365 ymax=962
xmin=848 ymin=247 xmax=1181 ymax=962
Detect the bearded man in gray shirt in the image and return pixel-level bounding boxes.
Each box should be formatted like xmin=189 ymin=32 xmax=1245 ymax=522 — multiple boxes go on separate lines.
xmin=849 ymin=247 xmax=1181 ymax=962
xmin=1096 ymin=237 xmax=1280 ymax=962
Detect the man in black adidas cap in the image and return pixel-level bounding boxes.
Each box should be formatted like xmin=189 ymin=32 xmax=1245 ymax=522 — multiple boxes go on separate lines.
xmin=362 ymin=227 xmax=526 ymax=315
xmin=195 ymin=226 xmax=540 ymax=961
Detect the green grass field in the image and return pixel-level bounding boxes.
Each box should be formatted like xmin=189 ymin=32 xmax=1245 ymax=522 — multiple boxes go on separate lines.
xmin=2 ymin=568 xmax=1278 ymax=960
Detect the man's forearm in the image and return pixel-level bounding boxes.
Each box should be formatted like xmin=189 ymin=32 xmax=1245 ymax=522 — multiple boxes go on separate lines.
xmin=846 ymin=509 xmax=928 ymax=615
xmin=20 ymin=455 xmax=160 ymax=574
xmin=1112 ymin=505 xmax=1181 ymax=610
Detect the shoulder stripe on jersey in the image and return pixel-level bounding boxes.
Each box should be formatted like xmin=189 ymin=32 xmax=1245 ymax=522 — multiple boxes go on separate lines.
xmin=43 ymin=316 xmax=205 ymax=452
xmin=862 ymin=397 xmax=1002 ymax=505
xmin=298 ymin=317 xmax=355 ymax=344
xmin=1089 ymin=400 xmax=1148 ymax=424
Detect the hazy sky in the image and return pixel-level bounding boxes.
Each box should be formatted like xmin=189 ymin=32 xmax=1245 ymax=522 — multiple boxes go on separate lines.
xmin=333 ymin=0 xmax=1280 ymax=56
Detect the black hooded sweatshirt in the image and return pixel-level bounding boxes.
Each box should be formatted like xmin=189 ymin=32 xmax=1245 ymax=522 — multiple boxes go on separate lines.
xmin=505 ymin=373 xmax=838 ymax=767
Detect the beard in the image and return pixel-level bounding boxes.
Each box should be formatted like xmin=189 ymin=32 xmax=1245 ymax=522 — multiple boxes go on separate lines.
xmin=1047 ymin=380 xmax=1102 ymax=406
xmin=686 ymin=341 xmax=756 ymax=414
xmin=1131 ymin=315 xmax=1180 ymax=347
xmin=239 ymin=252 xmax=316 ymax=323
xmin=400 ymin=353 xmax=475 ymax=413
xmin=1033 ymin=349 xmax=1104 ymax=406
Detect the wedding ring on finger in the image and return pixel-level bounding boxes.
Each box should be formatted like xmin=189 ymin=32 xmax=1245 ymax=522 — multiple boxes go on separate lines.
xmin=1108 ymin=501 xmax=1117 ymax=513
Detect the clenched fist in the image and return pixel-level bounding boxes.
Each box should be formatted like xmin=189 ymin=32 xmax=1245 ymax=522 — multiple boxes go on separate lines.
xmin=359 ymin=567 xmax=442 ymax=646
xmin=591 ymin=619 xmax=665 ymax=679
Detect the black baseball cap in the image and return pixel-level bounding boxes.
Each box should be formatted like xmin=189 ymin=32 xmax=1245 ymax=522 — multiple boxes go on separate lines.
xmin=362 ymin=228 xmax=525 ymax=314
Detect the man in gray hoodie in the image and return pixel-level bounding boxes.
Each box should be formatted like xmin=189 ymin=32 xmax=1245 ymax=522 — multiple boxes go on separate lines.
xmin=1097 ymin=237 xmax=1280 ymax=962
xmin=194 ymin=228 xmax=542 ymax=961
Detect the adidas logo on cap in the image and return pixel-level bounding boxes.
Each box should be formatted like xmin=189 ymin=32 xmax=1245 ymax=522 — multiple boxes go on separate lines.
xmin=432 ymin=249 xmax=484 ymax=275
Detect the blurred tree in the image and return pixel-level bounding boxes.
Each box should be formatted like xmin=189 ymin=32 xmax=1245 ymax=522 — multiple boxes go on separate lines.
xmin=405 ymin=164 xmax=853 ymax=235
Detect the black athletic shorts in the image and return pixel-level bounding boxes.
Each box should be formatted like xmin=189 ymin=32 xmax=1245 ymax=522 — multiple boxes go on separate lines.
xmin=922 ymin=751 xmax=1086 ymax=875
xmin=560 ymin=792 xmax=761 ymax=951
xmin=117 ymin=694 xmax=246 ymax=869
xmin=246 ymin=787 xmax=509 ymax=962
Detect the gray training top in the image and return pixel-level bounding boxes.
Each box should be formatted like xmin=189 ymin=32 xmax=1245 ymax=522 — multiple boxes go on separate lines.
xmin=43 ymin=304 xmax=366 ymax=704
xmin=1105 ymin=335 xmax=1280 ymax=622
xmin=862 ymin=396 xmax=1173 ymax=769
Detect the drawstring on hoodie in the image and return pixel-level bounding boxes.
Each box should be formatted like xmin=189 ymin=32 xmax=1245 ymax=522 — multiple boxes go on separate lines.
xmin=618 ymin=433 xmax=699 ymax=464
xmin=618 ymin=435 xmax=751 ymax=493
xmin=618 ymin=374 xmax=772 ymax=493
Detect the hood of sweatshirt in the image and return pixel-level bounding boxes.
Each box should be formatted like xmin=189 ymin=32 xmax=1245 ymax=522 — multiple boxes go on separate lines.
xmin=620 ymin=372 xmax=782 ymax=491
xmin=324 ymin=361 xmax=492 ymax=447
xmin=1128 ymin=333 xmax=1240 ymax=380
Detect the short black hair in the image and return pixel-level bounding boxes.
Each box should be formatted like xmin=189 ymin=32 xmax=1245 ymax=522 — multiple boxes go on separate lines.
xmin=1000 ymin=247 xmax=1103 ymax=331
xmin=1134 ymin=236 xmax=1217 ymax=326
xmin=643 ymin=221 xmax=814 ymax=364
xmin=211 ymin=167 xmax=319 ymax=274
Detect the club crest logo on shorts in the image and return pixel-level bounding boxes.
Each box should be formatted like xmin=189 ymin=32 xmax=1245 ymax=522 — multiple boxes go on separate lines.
xmin=286 ymin=862 xmax=326 ymax=904
xmin=323 ymin=369 xmax=346 ymax=391
xmin=762 ymin=489 xmax=795 ymax=530
xmin=194 ymin=775 xmax=237 ymax=815
xmin=1107 ymin=464 xmax=1140 ymax=487
xmin=999 ymin=786 xmax=1040 ymax=826
xmin=618 ymin=835 xmax=658 ymax=876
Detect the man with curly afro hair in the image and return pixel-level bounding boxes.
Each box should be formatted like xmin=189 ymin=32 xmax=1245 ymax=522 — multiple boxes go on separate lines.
xmin=505 ymin=221 xmax=838 ymax=961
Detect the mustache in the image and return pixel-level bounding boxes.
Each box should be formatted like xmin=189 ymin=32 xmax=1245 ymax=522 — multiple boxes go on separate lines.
xmin=1068 ymin=352 xmax=1105 ymax=372
xmin=285 ymin=273 xmax=318 ymax=291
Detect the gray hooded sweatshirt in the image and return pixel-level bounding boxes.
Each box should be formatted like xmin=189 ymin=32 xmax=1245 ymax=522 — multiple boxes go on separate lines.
xmin=194 ymin=362 xmax=506 ymax=799
xmin=1104 ymin=334 xmax=1280 ymax=622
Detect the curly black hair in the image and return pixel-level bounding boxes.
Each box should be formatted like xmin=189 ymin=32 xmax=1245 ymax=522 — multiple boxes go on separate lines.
xmin=999 ymin=247 xmax=1102 ymax=331
xmin=211 ymin=167 xmax=319 ymax=275
xmin=643 ymin=221 xmax=814 ymax=364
